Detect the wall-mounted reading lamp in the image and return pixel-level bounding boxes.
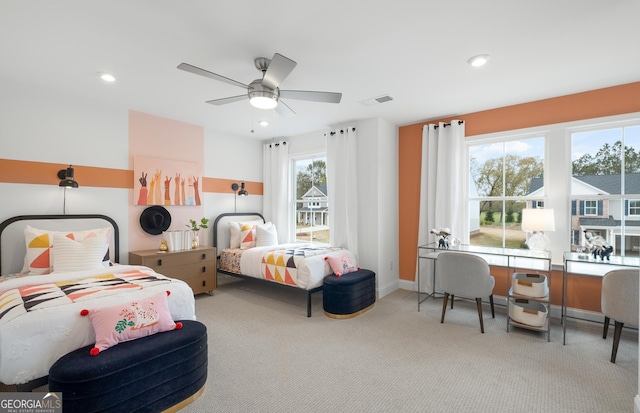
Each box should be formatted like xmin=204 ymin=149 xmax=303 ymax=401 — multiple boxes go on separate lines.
xmin=58 ymin=165 xmax=79 ymax=214
xmin=231 ymin=182 xmax=249 ymax=212
xmin=58 ymin=165 xmax=79 ymax=188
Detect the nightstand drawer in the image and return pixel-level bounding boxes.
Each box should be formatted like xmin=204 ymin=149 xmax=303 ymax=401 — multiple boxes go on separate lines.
xmin=129 ymin=247 xmax=216 ymax=296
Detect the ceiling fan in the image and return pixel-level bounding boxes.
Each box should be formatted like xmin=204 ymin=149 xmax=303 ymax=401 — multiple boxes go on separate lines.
xmin=178 ymin=53 xmax=342 ymax=118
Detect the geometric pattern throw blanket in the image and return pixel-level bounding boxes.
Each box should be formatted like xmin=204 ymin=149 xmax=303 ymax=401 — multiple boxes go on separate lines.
xmin=261 ymin=246 xmax=340 ymax=286
xmin=0 ymin=269 xmax=171 ymax=326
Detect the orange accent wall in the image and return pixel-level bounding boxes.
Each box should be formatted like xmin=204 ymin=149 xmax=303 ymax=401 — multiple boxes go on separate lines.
xmin=399 ymin=81 xmax=640 ymax=289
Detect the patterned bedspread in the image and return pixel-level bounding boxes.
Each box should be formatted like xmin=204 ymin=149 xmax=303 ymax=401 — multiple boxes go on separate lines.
xmin=0 ymin=270 xmax=171 ymax=326
xmin=261 ymin=245 xmax=340 ymax=287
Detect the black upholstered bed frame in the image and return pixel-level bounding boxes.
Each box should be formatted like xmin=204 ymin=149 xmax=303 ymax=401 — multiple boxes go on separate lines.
xmin=213 ymin=212 xmax=323 ymax=317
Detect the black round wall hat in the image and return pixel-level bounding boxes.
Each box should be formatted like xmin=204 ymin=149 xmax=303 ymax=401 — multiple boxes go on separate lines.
xmin=140 ymin=206 xmax=171 ymax=235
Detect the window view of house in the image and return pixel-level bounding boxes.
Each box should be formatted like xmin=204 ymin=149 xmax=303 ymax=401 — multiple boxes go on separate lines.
xmin=293 ymin=156 xmax=329 ymax=243
xmin=468 ymin=137 xmax=545 ymax=248
xmin=570 ymin=125 xmax=640 ymax=256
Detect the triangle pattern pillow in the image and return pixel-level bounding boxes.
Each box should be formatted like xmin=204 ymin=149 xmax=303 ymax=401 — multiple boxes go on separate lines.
xmin=23 ymin=226 xmax=111 ymax=275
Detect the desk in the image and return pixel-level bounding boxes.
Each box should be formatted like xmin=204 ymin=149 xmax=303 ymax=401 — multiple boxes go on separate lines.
xmin=418 ymin=244 xmax=552 ymax=339
xmin=562 ymin=252 xmax=639 ymax=345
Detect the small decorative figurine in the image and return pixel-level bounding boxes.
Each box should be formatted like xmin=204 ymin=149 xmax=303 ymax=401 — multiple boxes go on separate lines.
xmin=430 ymin=227 xmax=452 ymax=249
xmin=159 ymin=239 xmax=168 ymax=252
xmin=584 ymin=230 xmax=613 ymax=261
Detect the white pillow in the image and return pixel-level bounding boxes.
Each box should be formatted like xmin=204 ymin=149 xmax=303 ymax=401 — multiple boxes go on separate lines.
xmin=256 ymin=224 xmax=278 ymax=247
xmin=229 ymin=220 xmax=267 ymax=248
xmin=52 ymin=233 xmax=109 ymax=273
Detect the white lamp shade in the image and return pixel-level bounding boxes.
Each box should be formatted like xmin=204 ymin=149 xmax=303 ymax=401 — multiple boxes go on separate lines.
xmin=521 ymin=208 xmax=555 ymax=232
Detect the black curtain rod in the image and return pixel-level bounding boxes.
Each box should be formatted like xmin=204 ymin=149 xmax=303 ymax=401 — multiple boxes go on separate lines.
xmin=328 ymin=127 xmax=356 ymax=136
xmin=267 ymin=141 xmax=287 ymax=148
xmin=434 ymin=120 xmax=464 ymax=129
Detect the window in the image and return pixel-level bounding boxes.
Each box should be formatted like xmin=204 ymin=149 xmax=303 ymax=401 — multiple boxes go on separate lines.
xmin=570 ymin=124 xmax=640 ymax=256
xmin=466 ymin=117 xmax=640 ymax=258
xmin=584 ymin=200 xmax=597 ymax=216
xmin=293 ymin=155 xmax=329 ymax=243
xmin=468 ymin=136 xmax=545 ymax=248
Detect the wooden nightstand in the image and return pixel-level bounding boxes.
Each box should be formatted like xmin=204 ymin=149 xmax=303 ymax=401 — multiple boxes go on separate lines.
xmin=129 ymin=246 xmax=216 ymax=295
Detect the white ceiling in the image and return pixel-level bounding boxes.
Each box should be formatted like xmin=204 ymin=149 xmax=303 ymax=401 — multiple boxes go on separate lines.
xmin=1 ymin=0 xmax=639 ymax=141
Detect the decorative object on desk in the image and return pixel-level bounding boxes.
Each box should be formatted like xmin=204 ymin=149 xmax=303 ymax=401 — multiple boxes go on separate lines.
xmin=430 ymin=227 xmax=451 ymax=249
xmin=584 ymin=230 xmax=613 ymax=261
xmin=159 ymin=239 xmax=168 ymax=252
xmin=140 ymin=206 xmax=172 ymax=235
xmin=521 ymin=208 xmax=555 ymax=251
xmin=186 ymin=217 xmax=209 ymax=249
xmin=576 ymin=246 xmax=590 ymax=260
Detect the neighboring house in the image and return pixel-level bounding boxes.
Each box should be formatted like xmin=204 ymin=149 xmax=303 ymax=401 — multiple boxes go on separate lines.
xmin=297 ymin=183 xmax=329 ymax=227
xmin=529 ymin=173 xmax=640 ymax=254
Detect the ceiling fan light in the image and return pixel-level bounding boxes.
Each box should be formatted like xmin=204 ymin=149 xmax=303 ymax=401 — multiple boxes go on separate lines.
xmin=250 ymin=95 xmax=278 ymax=109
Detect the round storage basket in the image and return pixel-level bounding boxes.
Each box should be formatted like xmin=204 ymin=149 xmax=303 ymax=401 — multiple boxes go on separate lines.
xmin=512 ymin=272 xmax=548 ymax=297
xmin=509 ymin=299 xmax=548 ymax=327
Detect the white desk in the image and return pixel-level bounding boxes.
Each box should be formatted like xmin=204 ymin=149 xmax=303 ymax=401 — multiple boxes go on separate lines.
xmin=562 ymin=252 xmax=640 ymax=345
xmin=418 ymin=243 xmax=552 ymax=339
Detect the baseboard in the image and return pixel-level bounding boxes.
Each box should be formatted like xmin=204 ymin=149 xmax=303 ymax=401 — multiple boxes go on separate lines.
xmin=634 ymin=394 xmax=640 ymax=413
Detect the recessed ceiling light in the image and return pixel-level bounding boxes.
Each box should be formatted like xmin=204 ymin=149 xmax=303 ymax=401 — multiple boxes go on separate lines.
xmin=467 ymin=54 xmax=490 ymax=67
xmin=99 ymin=72 xmax=116 ymax=82
xmin=259 ymin=120 xmax=269 ymax=127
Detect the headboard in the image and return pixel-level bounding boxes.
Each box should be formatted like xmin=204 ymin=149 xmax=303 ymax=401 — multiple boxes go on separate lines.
xmin=212 ymin=212 xmax=265 ymax=253
xmin=0 ymin=214 xmax=120 ymax=276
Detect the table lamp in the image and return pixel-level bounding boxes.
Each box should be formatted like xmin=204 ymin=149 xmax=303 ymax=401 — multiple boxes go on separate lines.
xmin=521 ymin=208 xmax=555 ymax=250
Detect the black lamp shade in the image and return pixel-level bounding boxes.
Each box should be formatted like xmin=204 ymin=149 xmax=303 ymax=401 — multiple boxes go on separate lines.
xmin=238 ymin=182 xmax=248 ymax=196
xmin=58 ymin=165 xmax=79 ymax=188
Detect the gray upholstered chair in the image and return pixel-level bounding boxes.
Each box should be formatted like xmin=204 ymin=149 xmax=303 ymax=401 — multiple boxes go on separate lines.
xmin=601 ymin=268 xmax=639 ymax=363
xmin=438 ymin=252 xmax=495 ymax=333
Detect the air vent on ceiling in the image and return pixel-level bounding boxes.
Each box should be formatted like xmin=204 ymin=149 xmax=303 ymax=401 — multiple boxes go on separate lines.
xmin=359 ymin=94 xmax=394 ymax=106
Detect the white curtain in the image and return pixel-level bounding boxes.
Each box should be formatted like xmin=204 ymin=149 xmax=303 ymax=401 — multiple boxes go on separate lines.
xmin=417 ymin=121 xmax=467 ymax=292
xmin=263 ymin=140 xmax=289 ymax=243
xmin=327 ymin=127 xmax=358 ymax=255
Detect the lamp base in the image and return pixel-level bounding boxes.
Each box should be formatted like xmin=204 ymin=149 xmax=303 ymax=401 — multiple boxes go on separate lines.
xmin=526 ymin=233 xmax=550 ymax=251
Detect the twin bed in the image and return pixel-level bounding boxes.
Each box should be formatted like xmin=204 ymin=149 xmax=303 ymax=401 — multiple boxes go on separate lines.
xmin=0 ymin=214 xmax=196 ymax=390
xmin=213 ymin=212 xmax=354 ymax=317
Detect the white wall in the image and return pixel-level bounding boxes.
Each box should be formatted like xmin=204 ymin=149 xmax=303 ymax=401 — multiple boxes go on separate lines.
xmin=356 ymin=118 xmax=399 ymax=298
xmin=0 ymin=80 xmax=263 ymax=263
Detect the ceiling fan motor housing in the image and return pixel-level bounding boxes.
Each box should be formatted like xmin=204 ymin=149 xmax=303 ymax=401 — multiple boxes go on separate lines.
xmin=248 ymin=78 xmax=279 ymax=108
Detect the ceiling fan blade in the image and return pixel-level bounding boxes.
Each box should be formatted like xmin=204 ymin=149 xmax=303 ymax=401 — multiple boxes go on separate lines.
xmin=275 ymin=100 xmax=296 ymax=118
xmin=178 ymin=63 xmax=248 ymax=89
xmin=279 ymin=90 xmax=342 ymax=104
xmin=261 ymin=53 xmax=297 ymax=90
xmin=206 ymin=95 xmax=247 ymax=106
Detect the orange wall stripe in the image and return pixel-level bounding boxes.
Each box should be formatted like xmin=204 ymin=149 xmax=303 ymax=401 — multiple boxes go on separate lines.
xmin=0 ymin=159 xmax=262 ymax=194
xmin=399 ymin=81 xmax=640 ymax=283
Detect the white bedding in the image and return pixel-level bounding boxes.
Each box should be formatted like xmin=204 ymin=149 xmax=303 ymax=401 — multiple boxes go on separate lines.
xmin=239 ymin=243 xmax=350 ymax=290
xmin=0 ymin=264 xmax=196 ymax=385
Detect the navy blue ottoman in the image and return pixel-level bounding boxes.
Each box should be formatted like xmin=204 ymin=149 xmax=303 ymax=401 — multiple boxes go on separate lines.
xmin=48 ymin=320 xmax=207 ymax=413
xmin=323 ymin=269 xmax=376 ymax=318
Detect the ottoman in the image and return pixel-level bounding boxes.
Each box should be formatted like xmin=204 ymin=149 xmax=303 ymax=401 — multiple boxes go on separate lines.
xmin=49 ymin=320 xmax=207 ymax=413
xmin=323 ymin=269 xmax=376 ymax=318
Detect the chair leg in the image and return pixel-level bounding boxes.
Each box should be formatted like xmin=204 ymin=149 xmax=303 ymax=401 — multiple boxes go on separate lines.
xmin=476 ymin=298 xmax=485 ymax=333
xmin=489 ymin=295 xmax=495 ymax=318
xmin=603 ymin=316 xmax=610 ymax=339
xmin=450 ymin=294 xmax=454 ymax=309
xmin=441 ymin=293 xmax=449 ymax=324
xmin=611 ymin=321 xmax=624 ymax=363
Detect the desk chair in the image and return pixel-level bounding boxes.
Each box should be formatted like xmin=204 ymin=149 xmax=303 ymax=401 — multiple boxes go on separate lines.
xmin=438 ymin=252 xmax=495 ymax=333
xmin=602 ymin=268 xmax=639 ymax=363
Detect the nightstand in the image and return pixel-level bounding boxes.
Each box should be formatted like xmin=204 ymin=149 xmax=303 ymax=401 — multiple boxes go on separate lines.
xmin=129 ymin=246 xmax=216 ymax=295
